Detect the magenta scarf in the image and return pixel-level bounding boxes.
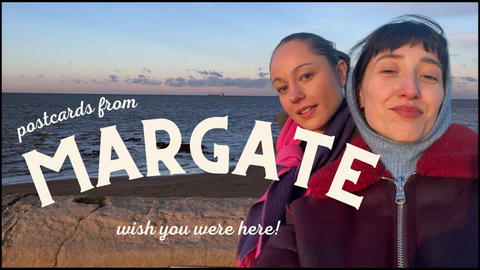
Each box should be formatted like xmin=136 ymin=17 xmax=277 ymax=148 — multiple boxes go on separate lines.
xmin=236 ymin=100 xmax=356 ymax=267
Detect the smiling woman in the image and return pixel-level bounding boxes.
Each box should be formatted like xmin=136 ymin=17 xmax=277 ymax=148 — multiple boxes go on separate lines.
xmin=252 ymin=14 xmax=478 ymax=268
xmin=358 ymin=43 xmax=445 ymax=143
xmin=236 ymin=32 xmax=358 ymax=267
xmin=270 ymin=40 xmax=346 ymax=133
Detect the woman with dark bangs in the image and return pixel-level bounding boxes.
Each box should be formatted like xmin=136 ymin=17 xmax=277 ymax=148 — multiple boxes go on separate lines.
xmin=252 ymin=14 xmax=478 ymax=268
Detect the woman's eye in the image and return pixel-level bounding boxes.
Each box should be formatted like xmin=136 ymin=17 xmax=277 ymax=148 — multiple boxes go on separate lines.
xmin=277 ymin=86 xmax=287 ymax=93
xmin=421 ymin=75 xmax=439 ymax=82
xmin=381 ymin=69 xmax=396 ymax=74
xmin=302 ymin=74 xmax=312 ymax=80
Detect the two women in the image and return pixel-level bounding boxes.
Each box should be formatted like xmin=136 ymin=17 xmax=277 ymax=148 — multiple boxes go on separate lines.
xmin=237 ymin=33 xmax=357 ymax=266
xmin=252 ymin=14 xmax=478 ymax=267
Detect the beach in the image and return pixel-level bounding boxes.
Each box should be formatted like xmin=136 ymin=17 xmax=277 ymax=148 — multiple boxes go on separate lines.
xmin=2 ymin=166 xmax=272 ymax=267
xmin=1 ymin=166 xmax=271 ymax=198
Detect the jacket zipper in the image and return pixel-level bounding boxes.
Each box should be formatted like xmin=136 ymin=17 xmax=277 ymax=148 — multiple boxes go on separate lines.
xmin=382 ymin=172 xmax=417 ymax=268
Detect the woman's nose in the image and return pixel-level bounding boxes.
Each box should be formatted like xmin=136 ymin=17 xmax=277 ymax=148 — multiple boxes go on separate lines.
xmin=289 ymin=83 xmax=305 ymax=103
xmin=397 ymin=72 xmax=421 ymax=99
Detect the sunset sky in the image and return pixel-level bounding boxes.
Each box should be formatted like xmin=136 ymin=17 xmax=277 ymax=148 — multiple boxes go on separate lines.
xmin=2 ymin=2 xmax=478 ymax=98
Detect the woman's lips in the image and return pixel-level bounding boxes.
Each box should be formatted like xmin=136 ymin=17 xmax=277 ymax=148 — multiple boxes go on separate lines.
xmin=297 ymin=105 xmax=317 ymax=118
xmin=390 ymin=105 xmax=423 ymax=118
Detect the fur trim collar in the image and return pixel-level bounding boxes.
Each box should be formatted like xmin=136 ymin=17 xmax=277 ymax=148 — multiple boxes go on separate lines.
xmin=309 ymin=124 xmax=478 ymax=199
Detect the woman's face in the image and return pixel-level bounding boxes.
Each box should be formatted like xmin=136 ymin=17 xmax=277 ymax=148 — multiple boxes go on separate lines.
xmin=359 ymin=43 xmax=445 ymax=143
xmin=270 ymin=40 xmax=346 ymax=133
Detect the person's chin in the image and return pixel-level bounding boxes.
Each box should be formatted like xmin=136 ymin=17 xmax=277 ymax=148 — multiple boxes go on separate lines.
xmin=380 ymin=122 xmax=427 ymax=142
xmin=387 ymin=132 xmax=423 ymax=143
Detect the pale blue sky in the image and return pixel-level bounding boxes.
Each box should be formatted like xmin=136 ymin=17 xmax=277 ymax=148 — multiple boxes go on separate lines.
xmin=2 ymin=2 xmax=478 ymax=98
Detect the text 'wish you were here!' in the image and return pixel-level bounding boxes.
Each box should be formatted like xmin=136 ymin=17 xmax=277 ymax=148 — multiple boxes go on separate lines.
xmin=19 ymin=98 xmax=381 ymax=210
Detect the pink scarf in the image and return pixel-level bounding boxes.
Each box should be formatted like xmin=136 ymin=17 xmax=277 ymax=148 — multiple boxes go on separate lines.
xmin=236 ymin=100 xmax=355 ymax=267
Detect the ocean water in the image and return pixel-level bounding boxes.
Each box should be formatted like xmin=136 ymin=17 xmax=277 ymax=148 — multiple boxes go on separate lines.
xmin=2 ymin=93 xmax=284 ymax=185
xmin=1 ymin=93 xmax=478 ymax=186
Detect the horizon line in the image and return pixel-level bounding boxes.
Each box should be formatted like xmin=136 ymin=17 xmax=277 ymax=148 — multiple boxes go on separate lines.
xmin=1 ymin=91 xmax=280 ymax=98
xmin=1 ymin=91 xmax=477 ymax=100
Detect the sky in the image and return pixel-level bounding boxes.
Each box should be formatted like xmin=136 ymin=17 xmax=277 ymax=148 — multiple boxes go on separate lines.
xmin=1 ymin=2 xmax=478 ymax=98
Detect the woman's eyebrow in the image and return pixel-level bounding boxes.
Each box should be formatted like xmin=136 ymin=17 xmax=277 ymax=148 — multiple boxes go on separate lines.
xmin=292 ymin=62 xmax=314 ymax=74
xmin=375 ymin=54 xmax=442 ymax=70
xmin=421 ymin=57 xmax=442 ymax=70
xmin=375 ymin=53 xmax=403 ymax=64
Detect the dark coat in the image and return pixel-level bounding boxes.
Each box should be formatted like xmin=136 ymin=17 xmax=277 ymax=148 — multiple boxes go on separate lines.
xmin=253 ymin=124 xmax=478 ymax=267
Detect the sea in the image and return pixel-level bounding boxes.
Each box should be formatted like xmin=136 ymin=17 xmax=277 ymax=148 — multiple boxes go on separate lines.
xmin=1 ymin=93 xmax=478 ymax=186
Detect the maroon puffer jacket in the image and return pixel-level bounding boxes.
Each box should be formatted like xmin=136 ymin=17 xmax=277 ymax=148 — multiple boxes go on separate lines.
xmin=253 ymin=124 xmax=478 ymax=267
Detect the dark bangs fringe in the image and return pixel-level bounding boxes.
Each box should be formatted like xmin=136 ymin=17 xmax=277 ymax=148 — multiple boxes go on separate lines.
xmin=351 ymin=16 xmax=449 ymax=97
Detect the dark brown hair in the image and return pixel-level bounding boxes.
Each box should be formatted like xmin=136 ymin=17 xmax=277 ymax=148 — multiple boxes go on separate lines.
xmin=270 ymin=32 xmax=351 ymax=77
xmin=349 ymin=14 xmax=449 ymax=106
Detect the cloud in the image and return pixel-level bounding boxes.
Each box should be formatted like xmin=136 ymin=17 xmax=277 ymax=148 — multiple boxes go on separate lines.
xmin=108 ymin=75 xmax=119 ymax=82
xmin=186 ymin=78 xmax=208 ymax=87
xmin=208 ymin=71 xmax=223 ymax=77
xmin=37 ymin=74 xmax=44 ymax=79
xmin=92 ymin=78 xmax=107 ymax=84
xmin=142 ymin=67 xmax=151 ymax=74
xmin=72 ymin=78 xmax=82 ymax=84
xmin=125 ymin=74 xmax=162 ymax=86
xmin=258 ymin=72 xmax=269 ymax=78
xmin=114 ymin=69 xmax=121 ymax=73
xmin=451 ymin=77 xmax=479 ymax=99
xmin=164 ymin=77 xmax=187 ymax=87
xmin=459 ymin=76 xmax=478 ymax=82
xmin=189 ymin=69 xmax=223 ymax=77
xmin=450 ymin=54 xmax=459 ymax=57
xmin=165 ymin=75 xmax=271 ymax=88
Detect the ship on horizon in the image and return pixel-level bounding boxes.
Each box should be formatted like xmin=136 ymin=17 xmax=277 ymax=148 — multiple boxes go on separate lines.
xmin=207 ymin=92 xmax=225 ymax=97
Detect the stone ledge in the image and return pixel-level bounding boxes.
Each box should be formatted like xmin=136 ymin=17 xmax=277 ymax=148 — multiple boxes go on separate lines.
xmin=2 ymin=194 xmax=257 ymax=267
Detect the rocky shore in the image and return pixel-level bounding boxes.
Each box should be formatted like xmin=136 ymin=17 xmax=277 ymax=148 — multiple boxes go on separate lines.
xmin=2 ymin=193 xmax=258 ymax=267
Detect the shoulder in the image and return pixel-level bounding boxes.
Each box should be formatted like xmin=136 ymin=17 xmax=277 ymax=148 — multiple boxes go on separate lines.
xmin=442 ymin=123 xmax=477 ymax=142
xmin=423 ymin=124 xmax=477 ymax=157
xmin=417 ymin=124 xmax=478 ymax=179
